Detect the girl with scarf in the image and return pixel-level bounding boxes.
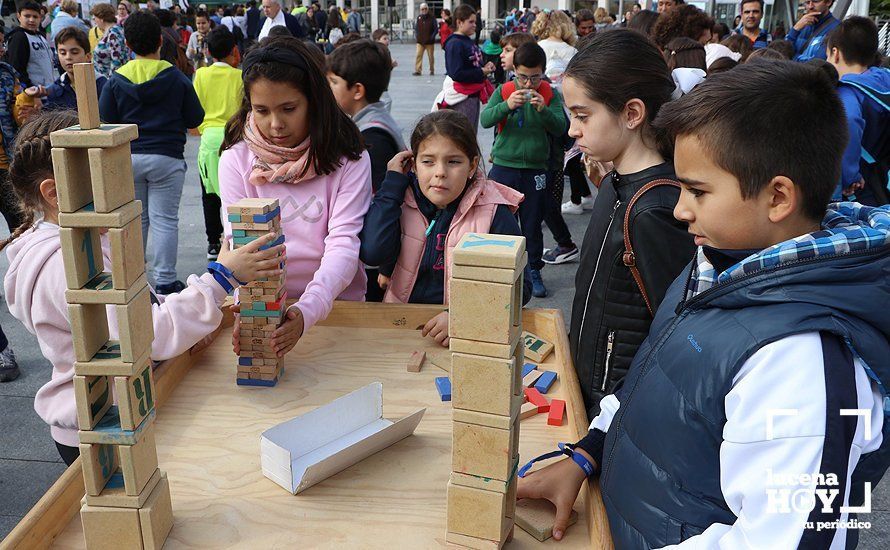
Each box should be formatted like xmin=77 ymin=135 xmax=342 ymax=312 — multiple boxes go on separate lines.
xmin=219 ymin=36 xmax=370 ymax=359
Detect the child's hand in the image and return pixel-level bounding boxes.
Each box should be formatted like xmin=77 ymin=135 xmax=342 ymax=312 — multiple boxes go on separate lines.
xmin=516 ymin=454 xmax=590 ymax=541
xmin=271 ymin=306 xmax=305 ymax=357
xmin=216 ymin=233 xmax=285 ymax=284
xmin=482 ymin=61 xmax=496 ymax=75
xmin=387 ymin=150 xmax=413 ymax=175
xmin=24 ymin=85 xmax=46 ymax=97
xmin=529 ymin=90 xmax=545 ymax=112
xmin=377 ymin=273 xmax=391 ymax=290
xmin=507 ymin=89 xmax=529 ymax=110
xmin=421 ymin=310 xmax=449 ymax=347
xmin=18 ymin=98 xmax=41 ymax=121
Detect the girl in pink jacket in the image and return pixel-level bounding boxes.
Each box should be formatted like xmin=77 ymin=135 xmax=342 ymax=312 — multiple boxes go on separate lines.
xmin=2 ymin=111 xmax=284 ymax=464
xmin=360 ymin=110 xmax=530 ymax=348
xmin=218 ymin=36 xmax=370 ymax=359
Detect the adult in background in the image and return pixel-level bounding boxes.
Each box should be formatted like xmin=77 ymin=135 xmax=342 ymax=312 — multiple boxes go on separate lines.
xmin=346 ymin=7 xmax=363 ymax=35
xmin=91 ymin=2 xmax=131 ymax=78
xmin=735 ymin=0 xmax=770 ymax=49
xmin=441 ymin=4 xmax=494 ymax=130
xmin=246 ymin=0 xmax=261 ymax=40
xmin=88 ymin=3 xmax=114 ymax=52
xmin=785 ymin=0 xmax=838 ymax=62
xmin=50 ymin=0 xmax=89 ymax=42
xmin=117 ymin=1 xmax=133 ymax=25
xmin=258 ymin=0 xmax=305 ymax=41
xmin=414 ymin=3 xmax=437 ymax=76
xmin=313 ymin=2 xmax=327 ymax=36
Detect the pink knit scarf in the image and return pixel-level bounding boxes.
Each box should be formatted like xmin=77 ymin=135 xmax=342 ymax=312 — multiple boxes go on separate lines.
xmin=243 ymin=112 xmax=316 ymax=186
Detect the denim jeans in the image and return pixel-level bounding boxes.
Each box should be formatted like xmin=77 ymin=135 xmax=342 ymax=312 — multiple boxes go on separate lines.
xmin=488 ymin=164 xmax=547 ymax=270
xmin=132 ymin=154 xmax=187 ymax=286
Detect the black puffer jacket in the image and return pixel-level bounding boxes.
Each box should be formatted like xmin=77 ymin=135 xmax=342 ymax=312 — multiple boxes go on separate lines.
xmin=569 ymin=163 xmax=695 ymax=419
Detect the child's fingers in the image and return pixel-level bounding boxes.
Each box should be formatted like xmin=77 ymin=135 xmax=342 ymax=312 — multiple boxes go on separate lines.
xmin=552 ymin=501 xmax=576 ymax=541
xmin=256 ymin=244 xmax=285 ymax=260
xmin=240 ymin=232 xmax=277 ymax=252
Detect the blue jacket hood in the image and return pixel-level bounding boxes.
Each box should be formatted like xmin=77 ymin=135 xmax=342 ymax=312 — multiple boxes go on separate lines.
xmin=842 ymin=66 xmax=890 ymax=93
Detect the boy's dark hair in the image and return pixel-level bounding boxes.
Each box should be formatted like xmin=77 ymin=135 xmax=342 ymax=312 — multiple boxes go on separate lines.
xmin=513 ymin=42 xmax=546 ymax=72
xmin=747 ymin=46 xmax=786 ymax=62
xmin=654 ymin=61 xmax=847 ymax=221
xmin=411 ymin=110 xmax=481 ymax=164
xmin=124 ymin=11 xmax=163 ymax=56
xmin=626 ymin=9 xmax=659 ymax=37
xmin=565 ymin=29 xmax=675 ymax=157
xmin=806 ymin=57 xmax=839 ymax=86
xmin=454 ymin=3 xmax=475 ymax=23
xmin=766 ymin=38 xmax=794 ymax=59
xmin=575 ymin=8 xmax=595 ymax=23
xmin=720 ymin=34 xmax=752 ymax=62
xmin=17 ymin=1 xmax=41 ymax=13
xmin=326 ymin=39 xmax=392 ymax=103
xmin=222 ymin=36 xmax=364 ymax=176
xmin=500 ymin=31 xmax=535 ymax=49
xmin=195 ymin=9 xmax=209 ymax=20
xmin=206 ymin=25 xmax=236 ymax=60
xmin=707 ymin=55 xmax=737 ymax=74
xmin=2 ymin=110 xmax=79 ymax=251
xmin=712 ymin=22 xmax=729 ymax=40
xmin=664 ymin=37 xmax=705 ymax=70
xmin=371 ymin=28 xmax=388 ymax=41
xmin=825 ymin=16 xmax=880 ymax=68
xmin=740 ymin=0 xmax=764 ymax=11
xmin=267 ymin=25 xmax=292 ymax=38
xmin=156 ymin=8 xmax=176 ymax=27
xmin=54 ymin=26 xmax=90 ymax=52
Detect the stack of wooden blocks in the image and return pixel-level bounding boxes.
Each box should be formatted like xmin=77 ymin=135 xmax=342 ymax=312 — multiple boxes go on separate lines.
xmin=53 ymin=63 xmax=172 ymax=549
xmin=228 ymin=198 xmax=287 ymax=386
xmin=446 ymin=233 xmax=527 ymax=548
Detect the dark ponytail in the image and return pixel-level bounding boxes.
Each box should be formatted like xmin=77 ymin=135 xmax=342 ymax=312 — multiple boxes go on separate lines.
xmin=565 ymin=29 xmax=675 ymax=158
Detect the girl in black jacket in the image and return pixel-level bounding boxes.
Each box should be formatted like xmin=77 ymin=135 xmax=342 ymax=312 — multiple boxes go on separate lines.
xmin=562 ymin=30 xmax=696 ymax=419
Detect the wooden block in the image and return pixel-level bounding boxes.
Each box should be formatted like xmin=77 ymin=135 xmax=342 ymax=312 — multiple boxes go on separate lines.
xmin=58 ymin=199 xmax=142 ymax=229
xmin=59 ymin=226 xmax=104 ymax=289
xmin=115 ymin=284 xmax=154 ymax=362
xmin=447 ymin=479 xmax=513 ymax=541
xmin=522 ymin=369 xmax=541 ymax=389
xmin=73 ymin=63 xmax=100 ymax=129
xmin=524 ymin=387 xmax=550 ymax=413
xmin=450 ymin=336 xmax=519 ymax=360
xmin=435 ymin=376 xmax=451 ymax=401
xmin=426 ymin=351 xmax=451 ymax=373
xmin=452 ymin=352 xmax=516 ymax=416
xmin=75 ymin=342 xmax=150 ymax=377
xmin=139 ymin=474 xmax=174 ymax=550
xmin=79 ymin=406 xmax=155 ymax=445
xmin=453 ymin=421 xmax=516 ymax=481
xmin=73 ymin=374 xmax=112 ymax=430
xmin=446 ymin=525 xmax=512 ymax=550
xmin=514 ymin=499 xmax=578 ymax=542
xmin=69 ymin=303 xmax=109 ymax=362
xmin=52 ymin=147 xmax=93 ymax=213
xmin=86 ymin=145 xmax=135 ymax=213
xmin=522 ymin=331 xmax=554 ymax=363
xmin=521 ymin=363 xmax=536 ymax=377
xmin=452 ymin=394 xmax=522 ymax=430
xmin=407 ymin=350 xmax=425 ymax=373
xmin=80 ymin=501 xmax=142 ymax=549
xmin=66 ymin=272 xmax=148 ymax=305
xmin=453 ymin=233 xmax=526 ymax=269
xmin=79 ymin=442 xmax=119 ymax=496
xmin=449 ymin=278 xmax=521 ymax=345
xmin=118 ymin=422 xmax=159 ymax=496
xmin=84 ymin=467 xmax=161 ymax=508
xmin=107 ymin=213 xmax=145 ymax=290
xmin=519 ymin=401 xmax=539 ymax=420
xmin=449 ymin=465 xmax=518 ymax=494
xmin=114 ymin=361 xmax=156 ymax=431
xmin=50 ymin=123 xmax=138 ymax=148
xmin=547 ymin=399 xmax=565 ymax=426
xmin=451 ymin=252 xmax=526 ymax=284
xmin=533 ymin=370 xmax=557 ymax=394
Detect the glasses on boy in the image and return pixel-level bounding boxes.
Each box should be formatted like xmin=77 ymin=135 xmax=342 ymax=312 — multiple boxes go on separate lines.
xmin=514 ymin=73 xmax=543 ymax=86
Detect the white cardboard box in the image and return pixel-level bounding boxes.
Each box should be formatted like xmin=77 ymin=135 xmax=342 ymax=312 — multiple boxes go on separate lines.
xmin=260 ymin=382 xmax=425 ymax=494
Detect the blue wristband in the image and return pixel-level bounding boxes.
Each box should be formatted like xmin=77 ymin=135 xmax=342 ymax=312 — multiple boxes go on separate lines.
xmin=570 ymin=448 xmax=596 ymax=477
xmin=208 ymin=261 xmax=247 ymax=285
xmin=208 ymin=269 xmax=234 ymax=293
xmin=518 ymin=442 xmax=596 ymax=479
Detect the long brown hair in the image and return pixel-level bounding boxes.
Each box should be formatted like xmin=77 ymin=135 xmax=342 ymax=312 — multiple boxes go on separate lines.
xmin=1 ymin=110 xmax=79 ymax=251
xmin=220 ymin=36 xmax=363 ymax=177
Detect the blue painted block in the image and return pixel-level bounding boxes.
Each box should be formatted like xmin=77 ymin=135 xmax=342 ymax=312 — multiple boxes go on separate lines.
xmin=534 ymin=370 xmax=557 ymax=394
xmin=238 ymin=356 xmax=253 ymax=366
xmin=233 ymin=229 xmax=246 ymax=237
xmin=228 ymin=213 xmax=241 ymax=222
xmin=259 ymin=234 xmax=285 ymax=251
xmin=521 ymin=363 xmax=536 ymax=377
xmin=80 ymin=407 xmax=155 ymax=445
xmin=106 ymin=472 xmax=124 ymax=489
xmin=435 ymin=377 xmax=451 ymax=401
xmin=253 ymin=206 xmax=281 ymax=223
xmin=237 ymin=377 xmax=279 ymax=387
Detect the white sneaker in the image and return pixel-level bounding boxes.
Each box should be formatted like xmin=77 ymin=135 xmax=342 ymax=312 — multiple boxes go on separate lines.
xmin=561 ymin=201 xmax=584 ymax=215
xmin=580 ymin=195 xmax=594 ymax=210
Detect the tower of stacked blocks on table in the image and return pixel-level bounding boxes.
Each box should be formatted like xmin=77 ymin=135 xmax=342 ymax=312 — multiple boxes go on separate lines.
xmin=446 ymin=233 xmax=527 ymax=549
xmin=228 ymin=198 xmax=287 ymax=386
xmin=53 ymin=63 xmax=173 ymax=549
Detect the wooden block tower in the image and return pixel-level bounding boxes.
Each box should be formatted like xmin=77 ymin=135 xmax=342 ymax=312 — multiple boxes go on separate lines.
xmin=53 ymin=63 xmax=173 ymax=549
xmin=446 ymin=233 xmax=527 ymax=548
xmin=227 ymin=198 xmax=287 ymax=386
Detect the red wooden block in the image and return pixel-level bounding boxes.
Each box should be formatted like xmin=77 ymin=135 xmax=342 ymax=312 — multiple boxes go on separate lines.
xmin=267 ymin=291 xmax=288 ymax=311
xmin=524 ymin=387 xmax=550 ymax=413
xmin=548 ymin=399 xmax=565 ymax=426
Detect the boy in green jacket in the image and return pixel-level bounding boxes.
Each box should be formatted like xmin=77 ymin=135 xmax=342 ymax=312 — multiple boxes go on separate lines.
xmin=481 ymin=42 xmax=566 ymax=297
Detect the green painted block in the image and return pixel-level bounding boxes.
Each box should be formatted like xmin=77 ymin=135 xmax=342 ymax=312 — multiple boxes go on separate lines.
xmin=228 ymin=213 xmax=241 ymax=222
xmin=233 ymin=236 xmax=257 ymax=245
xmin=233 ymin=229 xmax=246 ymax=237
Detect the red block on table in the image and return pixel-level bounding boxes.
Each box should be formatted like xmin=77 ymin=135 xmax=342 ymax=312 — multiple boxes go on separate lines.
xmin=548 ymin=399 xmax=565 ymax=426
xmin=524 ymin=387 xmax=550 ymax=413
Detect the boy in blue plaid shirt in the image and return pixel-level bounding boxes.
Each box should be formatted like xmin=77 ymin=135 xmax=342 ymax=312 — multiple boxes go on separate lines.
xmin=517 ymin=60 xmax=890 ymax=548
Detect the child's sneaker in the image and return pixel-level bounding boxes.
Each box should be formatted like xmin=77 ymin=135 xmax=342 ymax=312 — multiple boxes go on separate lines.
xmin=542 ymin=245 xmax=580 ymax=265
xmin=529 ymin=269 xmax=548 ymax=298
xmin=155 ymin=280 xmax=186 ymax=295
xmin=0 ymin=346 xmax=20 ymax=382
xmin=207 ymin=242 xmax=221 ymax=261
xmin=561 ymin=200 xmax=584 ymax=215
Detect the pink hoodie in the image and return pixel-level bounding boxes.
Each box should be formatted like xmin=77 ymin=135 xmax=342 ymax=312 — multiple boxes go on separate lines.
xmin=219 ymin=141 xmax=371 ymax=331
xmin=4 ymin=221 xmax=229 ymax=447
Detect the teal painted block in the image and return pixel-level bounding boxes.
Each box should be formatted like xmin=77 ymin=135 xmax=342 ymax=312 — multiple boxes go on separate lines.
xmin=78 ymin=406 xmax=155 ymax=445
xmin=233 ymin=229 xmax=246 ymax=237
xmin=228 ymin=213 xmax=241 ymax=222
xmin=252 ymin=302 xmax=267 ymax=311
xmin=233 ymin=236 xmax=257 ymax=245
xmin=240 ymin=309 xmax=282 ymax=318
